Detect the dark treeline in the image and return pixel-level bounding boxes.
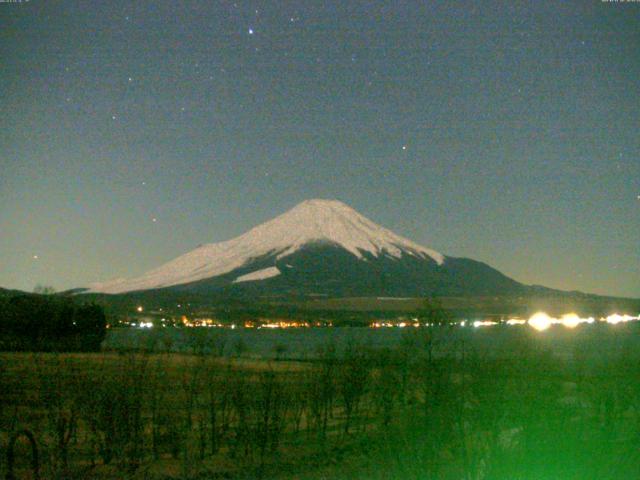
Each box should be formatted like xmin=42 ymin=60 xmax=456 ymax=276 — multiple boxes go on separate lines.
xmin=0 ymin=294 xmax=106 ymax=351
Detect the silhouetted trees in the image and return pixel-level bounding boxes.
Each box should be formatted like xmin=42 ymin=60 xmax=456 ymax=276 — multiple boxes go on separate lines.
xmin=0 ymin=294 xmax=106 ymax=351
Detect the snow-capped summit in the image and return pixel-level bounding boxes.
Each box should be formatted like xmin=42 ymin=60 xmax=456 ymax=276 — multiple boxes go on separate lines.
xmin=88 ymin=199 xmax=444 ymax=294
xmin=238 ymin=199 xmax=444 ymax=263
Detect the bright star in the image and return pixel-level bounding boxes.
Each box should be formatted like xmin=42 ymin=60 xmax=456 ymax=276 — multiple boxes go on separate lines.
xmin=248 ymin=28 xmax=254 ymax=35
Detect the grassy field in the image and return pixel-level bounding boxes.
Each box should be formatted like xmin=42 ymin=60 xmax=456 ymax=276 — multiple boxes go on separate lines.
xmin=1 ymin=328 xmax=640 ymax=479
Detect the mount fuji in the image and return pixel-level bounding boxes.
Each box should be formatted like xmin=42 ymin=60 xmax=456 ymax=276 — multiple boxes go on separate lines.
xmin=86 ymin=199 xmax=526 ymax=298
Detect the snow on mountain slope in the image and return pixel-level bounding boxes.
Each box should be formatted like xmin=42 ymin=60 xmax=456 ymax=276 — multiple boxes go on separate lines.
xmin=87 ymin=199 xmax=444 ymax=294
xmin=232 ymin=266 xmax=281 ymax=283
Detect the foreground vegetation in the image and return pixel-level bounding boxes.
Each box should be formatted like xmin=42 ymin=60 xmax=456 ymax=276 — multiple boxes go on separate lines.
xmin=1 ymin=327 xmax=640 ymax=479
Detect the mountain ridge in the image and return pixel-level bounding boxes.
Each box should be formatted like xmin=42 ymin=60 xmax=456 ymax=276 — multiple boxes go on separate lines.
xmin=88 ymin=199 xmax=446 ymax=294
xmin=84 ymin=199 xmax=577 ymax=299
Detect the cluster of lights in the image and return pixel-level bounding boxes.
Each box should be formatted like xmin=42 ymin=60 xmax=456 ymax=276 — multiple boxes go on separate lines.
xmin=469 ymin=312 xmax=640 ymax=331
xmin=257 ymin=320 xmax=332 ymax=329
xmin=259 ymin=321 xmax=310 ymax=329
xmin=604 ymin=313 xmax=638 ymax=325
xmin=129 ymin=305 xmax=638 ymax=332
xmin=181 ymin=317 xmax=224 ymax=328
xmin=472 ymin=320 xmax=497 ymax=328
xmin=125 ymin=321 xmax=153 ymax=328
xmin=253 ymin=319 xmax=332 ymax=329
xmin=371 ymin=321 xmax=419 ymax=328
xmin=368 ymin=313 xmax=640 ymax=331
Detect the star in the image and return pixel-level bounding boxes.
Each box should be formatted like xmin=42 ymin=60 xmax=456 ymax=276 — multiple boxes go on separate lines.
xmin=32 ymin=255 xmax=39 ymax=260
xmin=128 ymin=77 xmax=133 ymax=82
xmin=152 ymin=217 xmax=157 ymax=223
xmin=248 ymin=28 xmax=254 ymax=35
xmin=111 ymin=115 xmax=117 ymax=120
xmin=402 ymin=145 xmax=407 ymax=151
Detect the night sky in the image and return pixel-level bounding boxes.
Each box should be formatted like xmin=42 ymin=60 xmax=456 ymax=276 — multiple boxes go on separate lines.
xmin=1 ymin=1 xmax=639 ymax=297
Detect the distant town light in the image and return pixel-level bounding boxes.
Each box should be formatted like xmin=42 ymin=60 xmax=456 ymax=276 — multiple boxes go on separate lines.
xmin=506 ymin=318 xmax=526 ymax=325
xmin=528 ymin=312 xmax=552 ymax=331
xmin=605 ymin=313 xmax=637 ymax=325
xmin=560 ymin=313 xmax=582 ymax=329
xmin=473 ymin=320 xmax=497 ymax=328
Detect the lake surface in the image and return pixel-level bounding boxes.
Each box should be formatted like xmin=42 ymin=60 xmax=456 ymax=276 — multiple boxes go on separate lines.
xmin=103 ymin=322 xmax=640 ymax=361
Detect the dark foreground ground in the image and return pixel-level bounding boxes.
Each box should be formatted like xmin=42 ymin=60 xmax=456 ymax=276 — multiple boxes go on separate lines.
xmin=2 ymin=325 xmax=640 ymax=479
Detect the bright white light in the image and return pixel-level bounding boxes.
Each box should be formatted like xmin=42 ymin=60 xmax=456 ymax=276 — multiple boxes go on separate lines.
xmin=136 ymin=306 xmax=143 ymax=312
xmin=506 ymin=319 xmax=526 ymax=325
xmin=529 ymin=312 xmax=553 ymax=331
xmin=604 ymin=313 xmax=637 ymax=325
xmin=248 ymin=28 xmax=254 ymax=34
xmin=560 ymin=313 xmax=582 ymax=329
xmin=473 ymin=320 xmax=497 ymax=328
xmin=509 ymin=312 xmax=639 ymax=329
